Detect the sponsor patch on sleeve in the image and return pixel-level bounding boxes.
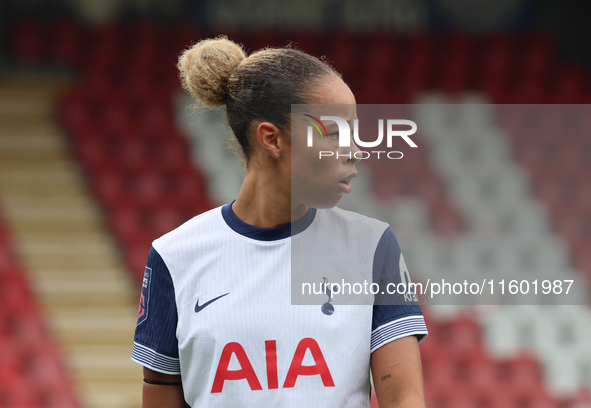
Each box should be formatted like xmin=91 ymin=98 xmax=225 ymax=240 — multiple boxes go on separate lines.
xmin=137 ymin=266 xmax=152 ymax=326
xmin=399 ymin=253 xmax=418 ymax=303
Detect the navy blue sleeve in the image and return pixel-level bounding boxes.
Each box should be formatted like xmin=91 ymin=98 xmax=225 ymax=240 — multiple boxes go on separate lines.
xmin=371 ymin=228 xmax=428 ymax=352
xmin=131 ymin=247 xmax=181 ymax=375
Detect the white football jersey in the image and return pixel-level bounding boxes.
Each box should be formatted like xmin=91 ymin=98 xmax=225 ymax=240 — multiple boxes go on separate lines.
xmin=132 ymin=201 xmax=428 ymax=407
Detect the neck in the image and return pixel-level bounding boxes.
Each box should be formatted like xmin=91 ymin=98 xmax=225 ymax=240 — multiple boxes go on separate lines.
xmin=232 ymin=167 xmax=308 ymax=229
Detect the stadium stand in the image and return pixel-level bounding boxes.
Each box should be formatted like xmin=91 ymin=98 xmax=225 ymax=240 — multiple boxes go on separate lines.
xmin=0 ymin=207 xmax=79 ymax=406
xmin=0 ymin=69 xmax=142 ymax=406
xmin=54 ymin=22 xmax=215 ymax=281
xmin=5 ymin=17 xmax=591 ymax=408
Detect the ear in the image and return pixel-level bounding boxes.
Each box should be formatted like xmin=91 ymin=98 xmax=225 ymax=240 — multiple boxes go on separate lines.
xmin=256 ymin=121 xmax=284 ymax=159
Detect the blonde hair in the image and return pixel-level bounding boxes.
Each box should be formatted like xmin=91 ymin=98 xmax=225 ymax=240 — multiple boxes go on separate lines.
xmin=177 ymin=35 xmax=246 ymax=108
xmin=177 ymin=35 xmax=340 ymax=164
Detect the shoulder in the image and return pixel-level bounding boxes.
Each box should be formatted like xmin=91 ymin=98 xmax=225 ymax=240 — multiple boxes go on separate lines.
xmin=152 ymin=205 xmax=225 ymax=261
xmin=308 ymin=206 xmax=391 ymax=260
xmin=318 ymin=206 xmax=390 ymax=235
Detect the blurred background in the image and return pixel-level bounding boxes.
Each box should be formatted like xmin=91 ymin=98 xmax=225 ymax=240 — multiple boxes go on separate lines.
xmin=0 ymin=0 xmax=590 ymax=407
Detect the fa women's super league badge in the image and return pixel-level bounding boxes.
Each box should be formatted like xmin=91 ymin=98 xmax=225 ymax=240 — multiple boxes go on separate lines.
xmin=321 ymin=277 xmax=334 ymax=316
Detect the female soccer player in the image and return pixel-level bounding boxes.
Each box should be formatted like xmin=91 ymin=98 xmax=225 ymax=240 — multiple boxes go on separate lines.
xmin=132 ymin=36 xmax=428 ymax=408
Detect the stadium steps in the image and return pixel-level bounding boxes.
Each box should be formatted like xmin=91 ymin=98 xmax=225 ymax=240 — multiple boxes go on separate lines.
xmin=0 ymin=72 xmax=142 ymax=408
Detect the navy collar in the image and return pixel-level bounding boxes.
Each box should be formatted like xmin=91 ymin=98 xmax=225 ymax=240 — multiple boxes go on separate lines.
xmin=221 ymin=200 xmax=316 ymax=241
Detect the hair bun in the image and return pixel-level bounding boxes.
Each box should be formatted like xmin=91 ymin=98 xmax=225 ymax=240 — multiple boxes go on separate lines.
xmin=177 ymin=35 xmax=247 ymax=108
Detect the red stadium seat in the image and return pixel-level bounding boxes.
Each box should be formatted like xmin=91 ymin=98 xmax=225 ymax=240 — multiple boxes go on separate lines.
xmin=553 ymin=210 xmax=584 ymax=246
xmin=52 ymin=19 xmax=84 ymax=66
xmin=430 ymin=201 xmax=464 ymax=237
xmin=566 ymin=387 xmax=591 ymax=407
xmin=291 ymin=30 xmax=322 ymax=56
xmin=173 ymin=24 xmax=207 ymax=57
xmin=331 ymin=42 xmax=358 ymax=83
xmin=482 ymin=43 xmax=511 ymax=97
xmin=366 ymin=38 xmax=396 ymax=79
xmin=487 ymin=395 xmax=521 ymax=408
xmin=498 ymin=353 xmax=544 ymax=397
xmin=132 ymin=172 xmax=166 ymax=202
xmin=125 ymin=243 xmax=153 ymax=281
xmin=555 ymin=65 xmax=589 ymax=102
xmin=83 ymin=24 xmax=122 ymax=70
xmin=5 ymin=380 xmax=38 ymax=408
xmin=464 ymin=359 xmax=502 ymax=397
xmin=12 ymin=19 xmax=46 ymax=63
xmin=92 ymin=172 xmax=134 ymax=210
xmin=131 ymin=23 xmax=162 ymax=51
xmin=572 ymin=238 xmax=591 ymax=281
xmin=75 ymin=138 xmax=112 ymax=173
xmin=0 ymin=241 xmax=17 ymax=268
xmin=150 ymin=209 xmax=187 ymax=237
xmin=108 ymin=207 xmax=146 ymax=243
xmin=356 ymin=76 xmax=392 ymax=105
xmin=522 ymin=45 xmax=552 ymax=79
xmin=535 ymin=179 xmax=587 ymax=215
xmin=115 ymin=139 xmax=148 ymax=172
xmin=424 ymin=359 xmax=457 ymax=399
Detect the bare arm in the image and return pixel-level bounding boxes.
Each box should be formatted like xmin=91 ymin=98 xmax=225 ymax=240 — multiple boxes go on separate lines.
xmin=370 ymin=336 xmax=426 ymax=408
xmin=142 ymin=367 xmax=186 ymax=408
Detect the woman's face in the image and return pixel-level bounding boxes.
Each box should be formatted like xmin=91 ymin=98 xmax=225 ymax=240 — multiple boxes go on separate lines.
xmin=290 ymin=76 xmax=360 ymax=210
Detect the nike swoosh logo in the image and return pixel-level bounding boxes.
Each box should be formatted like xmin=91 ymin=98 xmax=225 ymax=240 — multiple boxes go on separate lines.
xmin=194 ymin=293 xmax=229 ymax=313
